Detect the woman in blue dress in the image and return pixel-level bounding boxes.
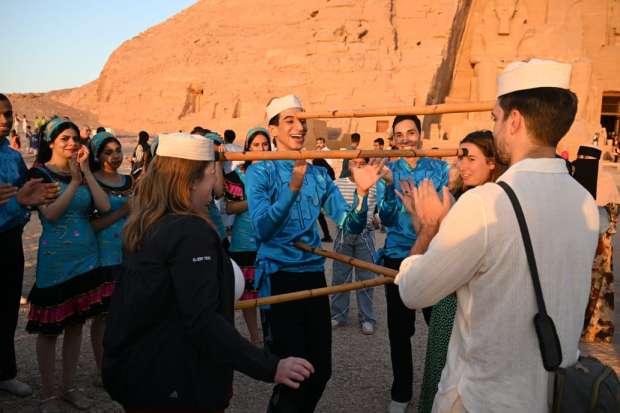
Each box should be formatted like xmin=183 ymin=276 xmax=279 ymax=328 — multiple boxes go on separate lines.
xmin=89 ymin=131 xmax=133 ymax=383
xmin=26 ymin=117 xmax=111 ymax=413
xmin=224 ymin=127 xmax=271 ymax=345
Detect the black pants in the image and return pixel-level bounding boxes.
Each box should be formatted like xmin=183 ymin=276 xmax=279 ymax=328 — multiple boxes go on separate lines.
xmin=267 ymin=271 xmax=332 ymax=413
xmin=317 ymin=213 xmax=331 ymax=239
xmin=383 ymin=256 xmax=432 ymax=403
xmin=0 ymin=225 xmax=24 ymax=381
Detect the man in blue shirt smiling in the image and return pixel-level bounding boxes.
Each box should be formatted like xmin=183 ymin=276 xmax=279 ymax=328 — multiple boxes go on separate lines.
xmin=0 ymin=94 xmax=59 ymax=397
xmin=246 ymin=94 xmax=385 ymax=412
xmin=376 ymin=115 xmax=449 ymax=413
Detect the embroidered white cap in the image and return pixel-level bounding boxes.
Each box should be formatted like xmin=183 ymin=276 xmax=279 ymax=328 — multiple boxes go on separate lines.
xmin=157 ymin=132 xmax=215 ymax=161
xmin=266 ymin=94 xmax=303 ymax=121
xmin=497 ymin=59 xmax=572 ymax=97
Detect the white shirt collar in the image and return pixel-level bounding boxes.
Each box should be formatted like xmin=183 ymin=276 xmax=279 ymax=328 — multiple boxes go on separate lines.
xmin=498 ymin=157 xmax=568 ymax=181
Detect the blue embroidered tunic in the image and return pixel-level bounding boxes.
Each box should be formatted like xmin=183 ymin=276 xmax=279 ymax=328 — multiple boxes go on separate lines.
xmin=225 ymin=168 xmax=257 ymax=253
xmin=30 ymin=167 xmax=99 ymax=288
xmin=246 ymin=160 xmax=368 ymax=297
xmin=96 ymin=175 xmax=132 ymax=267
xmin=0 ymin=139 xmax=29 ymax=232
xmin=376 ymin=157 xmax=449 ymax=260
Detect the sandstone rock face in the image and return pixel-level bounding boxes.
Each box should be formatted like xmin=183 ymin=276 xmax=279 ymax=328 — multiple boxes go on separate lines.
xmin=53 ymin=0 xmax=460 ymax=145
xmin=50 ymin=0 xmax=620 ymax=157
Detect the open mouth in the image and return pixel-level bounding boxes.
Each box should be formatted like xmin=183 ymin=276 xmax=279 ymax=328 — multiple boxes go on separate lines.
xmin=291 ymin=133 xmax=305 ymax=143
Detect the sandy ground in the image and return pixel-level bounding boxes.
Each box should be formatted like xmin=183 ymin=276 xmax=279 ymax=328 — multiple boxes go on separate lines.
xmin=1 ymin=139 xmax=618 ymax=412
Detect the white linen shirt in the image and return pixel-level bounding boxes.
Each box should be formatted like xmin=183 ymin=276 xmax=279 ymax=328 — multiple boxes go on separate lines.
xmin=395 ymin=158 xmax=599 ymax=413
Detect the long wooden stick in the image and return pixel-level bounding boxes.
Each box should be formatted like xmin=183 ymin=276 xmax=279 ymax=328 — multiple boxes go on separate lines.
xmin=293 ymin=242 xmax=397 ymax=277
xmin=218 ymin=148 xmax=463 ymax=162
xmin=296 ymin=101 xmax=495 ymax=119
xmin=234 ymin=242 xmax=396 ymax=310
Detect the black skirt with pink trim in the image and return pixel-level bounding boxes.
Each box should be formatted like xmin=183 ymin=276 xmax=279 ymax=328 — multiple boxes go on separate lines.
xmin=26 ymin=267 xmax=115 ymax=335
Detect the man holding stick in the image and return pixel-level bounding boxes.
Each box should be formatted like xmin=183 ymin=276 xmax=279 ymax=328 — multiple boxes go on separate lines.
xmin=395 ymin=60 xmax=598 ymax=412
xmin=246 ymin=94 xmax=385 ymax=412
xmin=375 ymin=115 xmax=449 ymax=413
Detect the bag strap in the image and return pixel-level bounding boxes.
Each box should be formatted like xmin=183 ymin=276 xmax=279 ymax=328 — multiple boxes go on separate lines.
xmin=497 ymin=181 xmax=549 ymax=316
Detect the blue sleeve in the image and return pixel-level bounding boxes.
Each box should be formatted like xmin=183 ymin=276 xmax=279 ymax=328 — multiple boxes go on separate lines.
xmin=377 ymin=178 xmax=399 ymax=226
xmin=322 ymin=176 xmax=367 ymax=235
xmin=437 ymin=161 xmax=449 ymax=188
xmin=246 ymin=163 xmax=299 ymax=242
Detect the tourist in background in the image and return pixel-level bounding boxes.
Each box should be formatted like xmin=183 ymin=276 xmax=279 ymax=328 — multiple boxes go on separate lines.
xmin=130 ymin=130 xmax=152 ymax=179
xmin=79 ymin=125 xmax=92 ymax=146
xmin=330 ymin=157 xmax=378 ymax=335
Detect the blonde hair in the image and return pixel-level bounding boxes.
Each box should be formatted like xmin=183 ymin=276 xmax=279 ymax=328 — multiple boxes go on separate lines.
xmin=124 ymin=156 xmax=212 ymax=252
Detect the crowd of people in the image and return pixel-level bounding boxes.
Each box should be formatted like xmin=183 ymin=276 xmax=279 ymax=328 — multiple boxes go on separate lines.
xmin=0 ymin=58 xmax=618 ymax=413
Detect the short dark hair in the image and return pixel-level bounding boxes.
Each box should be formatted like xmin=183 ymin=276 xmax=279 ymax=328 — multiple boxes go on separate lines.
xmin=374 ymin=137 xmax=384 ymax=145
xmin=498 ymin=87 xmax=578 ymax=147
xmin=138 ymin=130 xmax=149 ymax=145
xmin=392 ymin=115 xmax=421 ymax=134
xmin=96 ymin=126 xmax=106 ymax=133
xmin=351 ymin=133 xmax=361 ymax=143
xmin=316 ymin=137 xmax=325 ymax=143
xmin=0 ymin=93 xmax=9 ymax=102
xmin=191 ymin=126 xmax=206 ymax=135
xmin=268 ymin=114 xmax=279 ymax=126
xmin=224 ymin=129 xmax=236 ymax=143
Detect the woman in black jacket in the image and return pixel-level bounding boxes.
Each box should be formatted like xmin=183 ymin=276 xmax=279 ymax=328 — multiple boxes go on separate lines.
xmin=102 ymin=133 xmax=313 ymax=412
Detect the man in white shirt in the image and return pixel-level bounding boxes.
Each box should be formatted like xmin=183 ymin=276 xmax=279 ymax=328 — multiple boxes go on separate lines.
xmin=395 ymin=59 xmax=599 ymax=412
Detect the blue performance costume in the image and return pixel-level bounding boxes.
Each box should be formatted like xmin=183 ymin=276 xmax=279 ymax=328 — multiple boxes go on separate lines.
xmin=375 ymin=157 xmax=449 ymax=404
xmin=95 ymin=175 xmax=133 ymax=281
xmin=246 ymin=159 xmax=368 ymax=412
xmin=26 ymin=166 xmax=112 ymax=335
xmin=0 ymin=139 xmax=30 ymax=381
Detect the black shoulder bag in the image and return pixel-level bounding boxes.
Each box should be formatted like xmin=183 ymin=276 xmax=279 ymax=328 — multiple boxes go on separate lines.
xmin=498 ymin=181 xmax=620 ymax=413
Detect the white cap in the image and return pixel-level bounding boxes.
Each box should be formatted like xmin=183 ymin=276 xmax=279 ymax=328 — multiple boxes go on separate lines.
xmin=497 ymin=59 xmax=572 ymax=97
xmin=157 ymin=133 xmax=215 ymax=161
xmin=266 ymin=94 xmax=303 ymax=121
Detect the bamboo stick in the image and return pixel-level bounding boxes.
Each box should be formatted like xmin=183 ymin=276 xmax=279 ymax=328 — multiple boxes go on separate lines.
xmin=296 ymin=101 xmax=495 ymax=119
xmin=218 ymin=148 xmax=464 ymax=162
xmin=234 ymin=242 xmax=397 ymax=310
xmin=293 ymin=242 xmax=397 ymax=278
xmin=235 ymin=276 xmax=394 ymax=310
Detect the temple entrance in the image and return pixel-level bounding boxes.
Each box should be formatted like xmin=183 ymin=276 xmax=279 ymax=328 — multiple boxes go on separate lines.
xmin=601 ymin=92 xmax=620 ymax=145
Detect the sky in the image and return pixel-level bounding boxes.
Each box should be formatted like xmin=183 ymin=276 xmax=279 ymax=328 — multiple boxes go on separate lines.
xmin=1 ymin=0 xmax=197 ymax=93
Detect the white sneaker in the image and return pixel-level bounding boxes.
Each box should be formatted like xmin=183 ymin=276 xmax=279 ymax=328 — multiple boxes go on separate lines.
xmin=0 ymin=378 xmax=32 ymax=397
xmin=360 ymin=321 xmax=375 ymax=335
xmin=388 ymin=400 xmax=410 ymax=413
xmin=331 ymin=319 xmax=344 ymax=328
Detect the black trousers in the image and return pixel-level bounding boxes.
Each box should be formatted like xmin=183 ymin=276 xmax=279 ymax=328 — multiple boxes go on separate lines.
xmin=383 ymin=256 xmax=432 ymax=403
xmin=0 ymin=225 xmax=24 ymax=381
xmin=267 ymin=271 xmax=332 ymax=413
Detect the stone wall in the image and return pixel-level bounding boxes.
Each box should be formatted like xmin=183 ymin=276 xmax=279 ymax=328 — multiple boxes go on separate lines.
xmin=51 ymin=0 xmax=620 ymax=156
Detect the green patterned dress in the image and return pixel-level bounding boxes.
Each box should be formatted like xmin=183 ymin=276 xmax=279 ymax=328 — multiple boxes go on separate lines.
xmin=418 ymin=294 xmax=457 ymax=413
